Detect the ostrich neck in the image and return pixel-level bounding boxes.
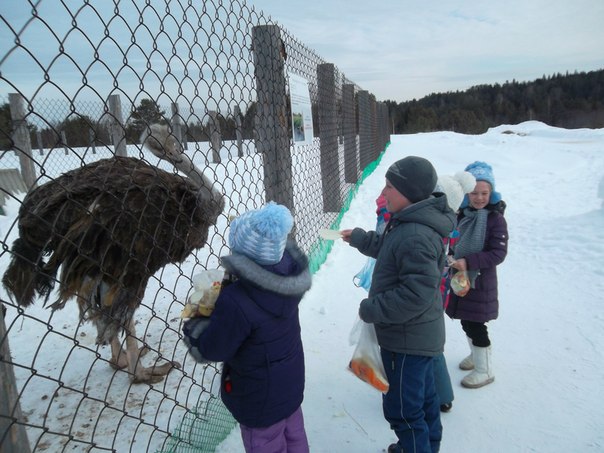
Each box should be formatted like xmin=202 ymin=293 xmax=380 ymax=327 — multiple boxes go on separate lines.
xmin=174 ymin=157 xmax=219 ymax=203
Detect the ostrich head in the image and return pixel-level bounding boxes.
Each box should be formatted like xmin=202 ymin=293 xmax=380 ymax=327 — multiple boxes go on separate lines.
xmin=140 ymin=124 xmax=223 ymax=208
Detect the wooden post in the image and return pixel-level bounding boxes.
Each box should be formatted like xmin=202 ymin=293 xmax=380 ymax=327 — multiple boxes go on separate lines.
xmin=8 ymin=93 xmax=36 ymax=189
xmin=251 ymin=25 xmax=294 ymax=211
xmin=0 ymin=307 xmax=32 ymax=453
xmin=234 ymin=105 xmax=244 ymax=157
xmin=171 ymin=103 xmax=186 ymax=150
xmin=208 ymin=111 xmax=222 ymax=164
xmin=317 ymin=63 xmax=341 ymax=212
xmin=379 ymin=103 xmax=390 ymax=150
xmin=385 ymin=103 xmax=391 ymax=144
xmin=376 ymin=103 xmax=384 ymax=153
xmin=357 ymin=90 xmax=371 ymax=170
xmin=342 ymin=83 xmax=357 ymax=184
xmin=35 ymin=130 xmax=44 ymax=156
xmin=89 ymin=128 xmax=96 ymax=154
xmin=108 ymin=94 xmax=127 ymax=156
xmin=368 ymin=95 xmax=378 ymax=161
xmin=61 ymin=130 xmax=68 ymax=155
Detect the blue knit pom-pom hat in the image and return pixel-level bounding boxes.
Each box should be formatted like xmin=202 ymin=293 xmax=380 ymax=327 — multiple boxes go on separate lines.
xmin=460 ymin=161 xmax=502 ymax=208
xmin=229 ymin=202 xmax=294 ymax=265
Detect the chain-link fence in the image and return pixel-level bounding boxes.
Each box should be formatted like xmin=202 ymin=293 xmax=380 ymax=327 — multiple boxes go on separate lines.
xmin=0 ymin=1 xmax=390 ymax=452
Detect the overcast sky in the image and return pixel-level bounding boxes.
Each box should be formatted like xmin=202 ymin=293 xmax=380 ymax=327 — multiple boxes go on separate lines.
xmin=250 ymin=0 xmax=604 ymax=102
xmin=1 ymin=1 xmax=602 ymax=109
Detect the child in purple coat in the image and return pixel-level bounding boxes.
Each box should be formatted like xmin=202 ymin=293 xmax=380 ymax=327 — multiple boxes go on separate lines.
xmin=182 ymin=202 xmax=312 ymax=452
xmin=446 ymin=161 xmax=508 ymax=389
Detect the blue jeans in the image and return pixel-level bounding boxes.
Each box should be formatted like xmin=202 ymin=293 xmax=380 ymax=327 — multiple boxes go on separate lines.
xmin=381 ymin=350 xmax=442 ymax=453
xmin=433 ymin=353 xmax=454 ymax=405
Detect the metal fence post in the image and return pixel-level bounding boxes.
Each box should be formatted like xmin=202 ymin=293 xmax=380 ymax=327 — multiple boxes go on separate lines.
xmin=251 ymin=25 xmax=294 ymax=211
xmin=342 ymin=83 xmax=357 ymax=184
xmin=317 ymin=63 xmax=341 ymax=212
xmin=8 ymin=93 xmax=36 ymax=189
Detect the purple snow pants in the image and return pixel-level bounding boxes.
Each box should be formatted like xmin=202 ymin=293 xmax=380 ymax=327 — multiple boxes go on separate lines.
xmin=240 ymin=406 xmax=309 ymax=453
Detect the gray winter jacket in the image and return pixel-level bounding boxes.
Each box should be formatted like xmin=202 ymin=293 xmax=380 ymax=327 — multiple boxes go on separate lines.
xmin=350 ymin=194 xmax=455 ymax=356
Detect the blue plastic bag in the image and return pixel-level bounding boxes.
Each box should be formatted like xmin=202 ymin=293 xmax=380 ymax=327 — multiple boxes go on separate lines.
xmin=353 ymin=257 xmax=376 ymax=292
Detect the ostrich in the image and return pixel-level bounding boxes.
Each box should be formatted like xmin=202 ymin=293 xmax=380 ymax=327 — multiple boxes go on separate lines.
xmin=2 ymin=124 xmax=225 ymax=383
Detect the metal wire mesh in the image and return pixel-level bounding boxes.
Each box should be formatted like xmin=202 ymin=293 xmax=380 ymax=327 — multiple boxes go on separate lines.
xmin=0 ymin=1 xmax=390 ymax=452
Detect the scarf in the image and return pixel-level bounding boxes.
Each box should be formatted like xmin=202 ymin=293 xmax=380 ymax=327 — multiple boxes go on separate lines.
xmin=453 ymin=208 xmax=488 ymax=287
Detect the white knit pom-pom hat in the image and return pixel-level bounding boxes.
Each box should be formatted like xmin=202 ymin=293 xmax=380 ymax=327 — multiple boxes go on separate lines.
xmin=435 ymin=171 xmax=476 ymax=211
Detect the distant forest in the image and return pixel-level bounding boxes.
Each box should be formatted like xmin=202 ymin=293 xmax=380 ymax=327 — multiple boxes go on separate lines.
xmin=385 ymin=69 xmax=604 ymax=134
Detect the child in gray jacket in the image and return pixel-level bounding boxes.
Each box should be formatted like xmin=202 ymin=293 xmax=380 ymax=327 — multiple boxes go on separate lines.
xmin=342 ymin=156 xmax=455 ymax=453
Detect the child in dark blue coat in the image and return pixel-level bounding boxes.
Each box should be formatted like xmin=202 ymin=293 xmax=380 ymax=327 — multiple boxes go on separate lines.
xmin=182 ymin=202 xmax=312 ymax=453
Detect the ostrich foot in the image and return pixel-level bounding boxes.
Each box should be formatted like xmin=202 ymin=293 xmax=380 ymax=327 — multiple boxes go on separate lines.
xmin=122 ymin=321 xmax=181 ymax=384
xmin=109 ymin=345 xmax=150 ymax=370
xmin=132 ymin=360 xmax=182 ymax=384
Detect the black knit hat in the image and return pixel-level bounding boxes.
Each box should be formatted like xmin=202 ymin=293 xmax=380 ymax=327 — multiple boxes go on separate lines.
xmin=385 ymin=156 xmax=437 ymax=203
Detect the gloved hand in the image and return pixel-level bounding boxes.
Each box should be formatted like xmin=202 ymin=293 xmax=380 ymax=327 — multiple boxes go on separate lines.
xmin=182 ymin=316 xmax=212 ymax=363
xmin=358 ymin=298 xmax=374 ymax=323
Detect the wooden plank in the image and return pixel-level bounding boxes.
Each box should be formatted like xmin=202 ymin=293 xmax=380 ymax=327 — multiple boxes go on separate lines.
xmin=0 ymin=168 xmax=27 ymax=211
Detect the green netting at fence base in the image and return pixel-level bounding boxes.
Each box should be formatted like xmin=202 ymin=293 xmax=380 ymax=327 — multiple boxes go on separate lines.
xmin=308 ymin=144 xmax=389 ymax=274
xmin=159 ymin=143 xmax=389 ymax=453
xmin=157 ymin=397 xmax=237 ymax=453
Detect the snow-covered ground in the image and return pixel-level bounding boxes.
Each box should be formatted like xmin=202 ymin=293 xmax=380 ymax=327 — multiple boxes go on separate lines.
xmin=218 ymin=121 xmax=604 ymax=452
xmin=2 ymin=121 xmax=603 ymax=452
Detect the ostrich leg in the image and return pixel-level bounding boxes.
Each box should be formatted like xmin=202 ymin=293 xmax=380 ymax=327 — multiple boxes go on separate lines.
xmin=123 ymin=320 xmax=181 ymax=383
xmin=109 ymin=336 xmax=150 ymax=370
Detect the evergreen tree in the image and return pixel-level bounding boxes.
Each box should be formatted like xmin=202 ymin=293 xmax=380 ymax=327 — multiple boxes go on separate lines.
xmin=389 ymin=69 xmax=604 ymax=134
xmin=125 ymin=99 xmax=165 ymax=143
xmin=59 ymin=115 xmax=98 ymax=147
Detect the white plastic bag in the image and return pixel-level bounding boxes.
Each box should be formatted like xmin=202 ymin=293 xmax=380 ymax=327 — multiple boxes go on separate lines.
xmin=181 ymin=268 xmax=225 ymax=318
xmin=348 ymin=318 xmax=389 ymax=393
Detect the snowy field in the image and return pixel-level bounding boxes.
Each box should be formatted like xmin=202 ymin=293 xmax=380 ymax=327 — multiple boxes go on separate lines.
xmin=217 ymin=121 xmax=604 ymax=452
xmin=2 ymin=121 xmax=603 ymax=452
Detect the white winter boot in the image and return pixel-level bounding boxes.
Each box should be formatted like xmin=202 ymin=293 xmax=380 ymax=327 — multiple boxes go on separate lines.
xmin=459 ymin=337 xmax=474 ymax=370
xmin=461 ymin=345 xmax=494 ymax=388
